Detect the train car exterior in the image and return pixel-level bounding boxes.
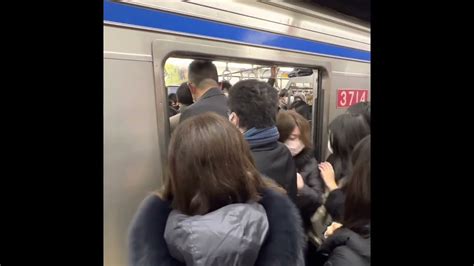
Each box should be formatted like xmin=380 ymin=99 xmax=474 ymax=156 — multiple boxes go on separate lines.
xmin=104 ymin=1 xmax=370 ymax=265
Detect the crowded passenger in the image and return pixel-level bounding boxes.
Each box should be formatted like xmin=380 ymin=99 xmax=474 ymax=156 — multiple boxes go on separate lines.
xmin=179 ymin=60 xmax=228 ymax=122
xmin=128 ymin=113 xmax=305 ymax=266
xmin=278 ymin=89 xmax=289 ymax=110
xmin=175 ymin=82 xmax=194 ymax=113
xmin=289 ymin=96 xmax=312 ymax=121
xmin=347 ymin=101 xmax=370 ymax=126
xmin=276 ymin=110 xmax=324 ymax=229
xmin=219 ymin=80 xmax=232 ymax=96
xmin=168 ymin=93 xmax=179 ymax=117
xmin=293 ymin=92 xmax=307 ymax=103
xmin=319 ymin=135 xmax=370 ymax=266
xmin=321 ymin=113 xmax=370 ymax=222
xmin=169 ymin=82 xmax=194 ymax=132
xmin=228 ymin=79 xmax=298 ymax=202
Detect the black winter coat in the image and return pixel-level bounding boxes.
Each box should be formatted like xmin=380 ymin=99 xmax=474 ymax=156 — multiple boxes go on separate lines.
xmin=250 ymin=141 xmax=297 ymax=203
xmin=325 ymin=189 xmax=346 ymax=222
xmin=319 ymin=227 xmax=370 ymax=266
xmin=128 ymin=188 xmax=306 ymax=266
xmin=294 ymin=148 xmax=324 ymax=228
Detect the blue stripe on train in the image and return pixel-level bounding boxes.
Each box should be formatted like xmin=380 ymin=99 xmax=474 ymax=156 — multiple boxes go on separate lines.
xmin=104 ymin=1 xmax=370 ymax=62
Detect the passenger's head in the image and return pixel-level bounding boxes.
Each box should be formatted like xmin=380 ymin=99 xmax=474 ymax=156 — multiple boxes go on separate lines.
xmin=168 ymin=93 xmax=178 ymax=108
xmin=344 ymin=135 xmax=370 ymax=236
xmin=220 ymin=80 xmax=232 ymax=97
xmin=279 ymin=89 xmax=288 ymax=98
xmin=163 ymin=112 xmax=266 ymax=215
xmin=276 ymin=110 xmax=311 ymax=156
xmin=328 ymin=113 xmax=370 ymax=181
xmin=228 ymin=79 xmax=278 ymax=130
xmin=328 ymin=113 xmax=370 ymax=157
xmin=187 ymin=60 xmax=219 ymax=99
xmin=347 ymin=101 xmax=370 ymax=126
xmin=293 ymin=93 xmax=306 ymax=103
xmin=176 ymin=82 xmax=193 ymax=106
xmin=220 ymin=81 xmax=232 ymax=91
xmin=289 ymin=100 xmax=311 ymax=121
xmin=278 ymin=89 xmax=289 ymax=110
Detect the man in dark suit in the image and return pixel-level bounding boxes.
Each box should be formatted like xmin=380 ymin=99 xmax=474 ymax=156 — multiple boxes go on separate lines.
xmin=179 ymin=60 xmax=228 ymax=123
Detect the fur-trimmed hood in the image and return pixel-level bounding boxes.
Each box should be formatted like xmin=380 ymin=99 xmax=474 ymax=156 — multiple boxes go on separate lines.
xmin=128 ymin=188 xmax=306 ymax=266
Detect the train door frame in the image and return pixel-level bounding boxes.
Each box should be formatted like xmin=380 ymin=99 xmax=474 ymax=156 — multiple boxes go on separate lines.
xmin=151 ymin=36 xmax=333 ymax=181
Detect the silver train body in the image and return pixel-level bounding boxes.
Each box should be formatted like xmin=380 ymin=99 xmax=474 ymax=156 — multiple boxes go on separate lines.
xmin=104 ymin=1 xmax=370 ymax=265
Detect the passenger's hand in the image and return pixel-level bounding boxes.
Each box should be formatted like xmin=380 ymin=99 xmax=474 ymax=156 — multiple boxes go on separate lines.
xmin=319 ymin=162 xmax=338 ymax=191
xmin=271 ymin=66 xmax=279 ymax=78
xmin=324 ymin=222 xmax=343 ymax=238
xmin=296 ymin=173 xmax=305 ymax=190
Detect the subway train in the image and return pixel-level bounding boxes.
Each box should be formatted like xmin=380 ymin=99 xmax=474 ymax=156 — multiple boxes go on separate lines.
xmin=104 ymin=1 xmax=370 ymax=265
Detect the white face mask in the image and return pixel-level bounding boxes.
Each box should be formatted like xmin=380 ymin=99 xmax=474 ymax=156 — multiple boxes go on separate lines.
xmin=328 ymin=140 xmax=333 ymax=154
xmin=285 ymin=139 xmax=305 ymax=156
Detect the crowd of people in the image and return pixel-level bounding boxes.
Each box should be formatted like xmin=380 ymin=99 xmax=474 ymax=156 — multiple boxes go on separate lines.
xmin=129 ymin=60 xmax=371 ymax=266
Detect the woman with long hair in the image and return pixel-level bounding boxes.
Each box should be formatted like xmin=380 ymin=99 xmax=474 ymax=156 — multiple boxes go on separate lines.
xmin=128 ymin=112 xmax=305 ymax=266
xmin=276 ymin=110 xmax=324 ymax=229
xmin=319 ymin=135 xmax=370 ymax=266
xmin=321 ymin=113 xmax=370 ymax=222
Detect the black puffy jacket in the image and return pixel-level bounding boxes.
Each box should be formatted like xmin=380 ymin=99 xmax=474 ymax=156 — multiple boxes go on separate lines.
xmin=319 ymin=227 xmax=370 ymax=266
xmin=293 ymin=148 xmax=324 ymax=228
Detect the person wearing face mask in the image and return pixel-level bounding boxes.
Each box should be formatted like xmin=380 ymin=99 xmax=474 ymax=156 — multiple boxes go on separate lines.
xmin=276 ymin=110 xmax=324 ymax=230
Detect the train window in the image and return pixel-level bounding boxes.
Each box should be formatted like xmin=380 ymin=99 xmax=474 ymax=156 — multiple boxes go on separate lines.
xmin=164 ymin=57 xmax=317 ymax=98
xmin=164 ymin=58 xmax=193 ymax=92
xmin=164 ymin=57 xmax=295 ymax=90
xmin=164 ymin=57 xmax=320 ymax=148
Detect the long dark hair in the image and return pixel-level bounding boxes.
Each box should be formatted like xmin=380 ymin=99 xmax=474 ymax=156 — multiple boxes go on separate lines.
xmin=328 ymin=113 xmax=370 ymax=183
xmin=347 ymin=101 xmax=370 ymax=126
xmin=343 ymin=135 xmax=370 ymax=236
xmin=161 ymin=112 xmax=275 ymax=215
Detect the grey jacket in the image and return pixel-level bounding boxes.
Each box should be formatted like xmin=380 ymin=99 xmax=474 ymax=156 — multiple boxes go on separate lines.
xmin=164 ymin=203 xmax=268 ymax=266
xmin=179 ymin=87 xmax=228 ymax=123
